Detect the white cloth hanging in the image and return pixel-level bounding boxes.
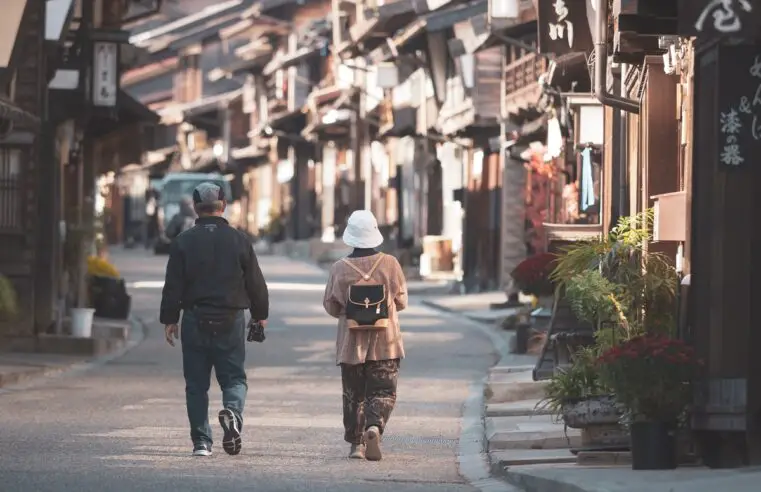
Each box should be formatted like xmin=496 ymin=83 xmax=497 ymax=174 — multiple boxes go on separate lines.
xmin=545 ymin=116 xmax=563 ymax=161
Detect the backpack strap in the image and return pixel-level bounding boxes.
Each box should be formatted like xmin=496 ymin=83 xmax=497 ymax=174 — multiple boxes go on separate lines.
xmin=341 ymin=253 xmax=385 ymax=281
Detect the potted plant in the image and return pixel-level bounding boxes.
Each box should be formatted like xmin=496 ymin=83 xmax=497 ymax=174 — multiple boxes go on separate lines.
xmin=511 ymin=252 xmax=557 ymax=307
xmin=539 ymin=210 xmax=679 ymax=451
xmin=551 ymin=210 xmax=678 ymax=339
xmin=597 ymin=334 xmax=702 ymax=470
xmin=87 ymin=256 xmax=131 ymax=320
xmin=538 ymin=347 xmax=604 ymax=423
xmin=538 ymin=347 xmax=627 ymax=451
xmin=0 ymin=274 xmax=19 ymax=321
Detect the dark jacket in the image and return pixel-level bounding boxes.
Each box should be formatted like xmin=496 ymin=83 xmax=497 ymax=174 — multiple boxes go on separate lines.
xmin=159 ymin=216 xmax=269 ymax=325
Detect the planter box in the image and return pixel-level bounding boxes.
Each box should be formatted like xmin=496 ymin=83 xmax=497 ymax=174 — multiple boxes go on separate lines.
xmin=563 ymin=395 xmax=624 ymax=428
xmin=563 ymin=395 xmax=630 ymax=451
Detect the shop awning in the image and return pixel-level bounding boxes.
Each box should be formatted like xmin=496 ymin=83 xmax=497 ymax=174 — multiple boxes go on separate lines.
xmin=88 ymin=90 xmax=159 ymax=138
xmin=130 ymin=0 xmax=245 ymax=48
xmin=262 ymin=17 xmax=331 ymax=76
xmin=208 ymin=41 xmax=274 ymax=81
xmin=159 ymin=89 xmax=242 ymax=125
xmin=393 ymin=0 xmax=488 ymax=52
xmin=0 ymin=96 xmax=39 ymax=128
xmin=342 ymin=0 xmax=416 ymax=54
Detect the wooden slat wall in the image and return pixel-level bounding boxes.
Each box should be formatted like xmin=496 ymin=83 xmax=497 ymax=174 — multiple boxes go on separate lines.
xmin=473 ymin=47 xmax=502 ymax=120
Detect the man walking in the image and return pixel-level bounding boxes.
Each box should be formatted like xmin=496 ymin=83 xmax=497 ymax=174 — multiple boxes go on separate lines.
xmin=160 ymin=182 xmax=269 ymax=457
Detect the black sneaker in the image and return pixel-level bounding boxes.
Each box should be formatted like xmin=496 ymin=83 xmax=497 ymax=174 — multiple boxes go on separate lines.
xmin=192 ymin=442 xmax=212 ymax=457
xmin=218 ymin=409 xmax=242 ymax=455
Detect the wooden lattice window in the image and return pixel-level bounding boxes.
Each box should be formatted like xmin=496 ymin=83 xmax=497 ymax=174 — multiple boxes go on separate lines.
xmin=0 ymin=148 xmax=22 ymax=231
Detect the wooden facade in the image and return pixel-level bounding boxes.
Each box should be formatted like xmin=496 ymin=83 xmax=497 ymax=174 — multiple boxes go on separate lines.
xmin=0 ymin=0 xmax=161 ymax=345
xmin=0 ymin=0 xmax=46 ymax=341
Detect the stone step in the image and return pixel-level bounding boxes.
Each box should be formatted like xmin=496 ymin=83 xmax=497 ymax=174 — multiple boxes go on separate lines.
xmin=576 ymin=451 xmax=632 ymax=466
xmin=486 ymin=380 xmax=546 ymax=404
xmin=491 ymin=449 xmax=577 ymax=467
xmin=486 ymin=399 xmax=551 ymax=418
xmin=487 ymin=415 xmax=580 ymax=450
xmin=484 ymin=367 xmax=547 ymax=403
xmin=490 ymin=365 xmax=535 ymax=375
xmin=488 ymin=429 xmax=581 ymax=450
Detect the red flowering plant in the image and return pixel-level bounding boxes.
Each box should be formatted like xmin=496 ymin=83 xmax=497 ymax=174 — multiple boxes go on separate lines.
xmin=510 ymin=253 xmax=557 ymax=297
xmin=597 ymin=334 xmax=702 ymax=422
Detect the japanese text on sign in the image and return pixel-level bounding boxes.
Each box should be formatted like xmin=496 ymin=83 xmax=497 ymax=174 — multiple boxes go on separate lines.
xmin=718 ymin=55 xmax=761 ymax=167
xmin=695 ymin=0 xmax=752 ymax=33
xmin=548 ymin=0 xmax=574 ymax=49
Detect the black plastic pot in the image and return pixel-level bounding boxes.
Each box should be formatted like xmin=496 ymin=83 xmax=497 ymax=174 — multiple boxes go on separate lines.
xmin=89 ymin=276 xmax=131 ymax=320
xmin=630 ymin=421 xmax=677 ymax=470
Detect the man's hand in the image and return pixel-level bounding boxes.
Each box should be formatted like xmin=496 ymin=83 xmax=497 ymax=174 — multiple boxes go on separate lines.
xmin=165 ymin=324 xmax=179 ymax=346
xmin=257 ymin=319 xmax=268 ymax=329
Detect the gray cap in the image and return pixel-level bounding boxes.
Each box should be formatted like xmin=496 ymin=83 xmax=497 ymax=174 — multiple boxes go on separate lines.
xmin=192 ymin=182 xmax=225 ymax=205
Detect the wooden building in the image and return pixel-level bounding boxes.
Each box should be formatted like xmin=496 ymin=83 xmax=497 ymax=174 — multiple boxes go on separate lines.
xmin=0 ymin=0 xmax=160 ymax=346
xmin=210 ymin=0 xmax=332 ymax=242
xmin=122 ymin=0 xmax=254 ymax=236
xmin=526 ymin=0 xmax=761 ymax=469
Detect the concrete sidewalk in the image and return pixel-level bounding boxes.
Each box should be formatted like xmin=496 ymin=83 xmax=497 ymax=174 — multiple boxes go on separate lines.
xmin=421 ymin=292 xmax=527 ymax=324
xmin=501 ymin=462 xmax=761 ymax=492
xmin=482 ymin=361 xmax=580 ymax=485
xmin=484 ymin=357 xmax=761 ymax=492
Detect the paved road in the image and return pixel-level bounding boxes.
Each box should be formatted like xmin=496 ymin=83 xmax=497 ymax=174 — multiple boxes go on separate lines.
xmin=0 ymin=248 xmax=497 ymax=492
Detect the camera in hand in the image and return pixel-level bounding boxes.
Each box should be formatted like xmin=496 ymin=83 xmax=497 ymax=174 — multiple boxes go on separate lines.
xmin=247 ymin=320 xmax=265 ymax=343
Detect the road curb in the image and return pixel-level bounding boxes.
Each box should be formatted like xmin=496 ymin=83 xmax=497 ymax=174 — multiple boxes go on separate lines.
xmin=418 ymin=301 xmax=526 ymax=492
xmin=0 ymin=316 xmax=147 ymax=393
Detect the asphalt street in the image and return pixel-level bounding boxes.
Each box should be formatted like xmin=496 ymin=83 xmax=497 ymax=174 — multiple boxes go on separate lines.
xmin=0 ymin=248 xmax=497 ymax=492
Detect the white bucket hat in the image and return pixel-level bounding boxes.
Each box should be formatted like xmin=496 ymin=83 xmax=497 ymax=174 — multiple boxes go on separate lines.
xmin=342 ymin=210 xmax=384 ymax=249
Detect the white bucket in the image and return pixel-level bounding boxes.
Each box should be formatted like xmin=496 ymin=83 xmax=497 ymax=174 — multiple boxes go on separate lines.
xmin=70 ymin=307 xmax=95 ymax=338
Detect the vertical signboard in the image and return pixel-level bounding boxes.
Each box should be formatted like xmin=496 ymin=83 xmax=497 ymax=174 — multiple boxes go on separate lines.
xmin=537 ymin=0 xmax=594 ymax=55
xmin=92 ymin=42 xmax=118 ymax=107
xmin=716 ymin=44 xmax=761 ymax=169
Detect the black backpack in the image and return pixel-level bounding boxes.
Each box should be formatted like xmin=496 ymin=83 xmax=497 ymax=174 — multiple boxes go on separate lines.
xmin=341 ymin=254 xmax=389 ymax=331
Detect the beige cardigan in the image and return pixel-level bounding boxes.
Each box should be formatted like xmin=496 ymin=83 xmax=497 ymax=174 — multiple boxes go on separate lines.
xmin=323 ymin=253 xmax=408 ymax=365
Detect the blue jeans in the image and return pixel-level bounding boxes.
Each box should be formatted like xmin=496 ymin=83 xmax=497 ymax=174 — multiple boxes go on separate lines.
xmin=181 ymin=310 xmax=248 ymax=446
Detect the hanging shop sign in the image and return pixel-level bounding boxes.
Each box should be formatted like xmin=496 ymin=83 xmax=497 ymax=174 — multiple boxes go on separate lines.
xmin=537 ymin=0 xmax=594 ymax=55
xmin=92 ymin=41 xmax=119 ymax=107
xmin=678 ymin=0 xmax=759 ymax=38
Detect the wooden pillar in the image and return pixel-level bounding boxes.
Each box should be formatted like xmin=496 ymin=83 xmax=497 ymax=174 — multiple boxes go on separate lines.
xmin=690 ymin=41 xmax=761 ymax=468
xmin=641 ymin=56 xmax=680 ymax=260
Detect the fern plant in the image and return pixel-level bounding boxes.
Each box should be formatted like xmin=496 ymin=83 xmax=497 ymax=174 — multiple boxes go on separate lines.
xmin=550 ymin=209 xmax=678 ymax=338
xmin=536 ymin=346 xmax=608 ymax=422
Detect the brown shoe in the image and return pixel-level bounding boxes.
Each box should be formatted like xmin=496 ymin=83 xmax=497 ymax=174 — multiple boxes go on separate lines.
xmin=349 ymin=443 xmax=365 ymax=459
xmin=363 ymin=426 xmax=382 ymax=461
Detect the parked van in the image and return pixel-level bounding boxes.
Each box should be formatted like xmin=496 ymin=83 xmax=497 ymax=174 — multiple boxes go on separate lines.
xmin=154 ymin=172 xmax=233 ymax=254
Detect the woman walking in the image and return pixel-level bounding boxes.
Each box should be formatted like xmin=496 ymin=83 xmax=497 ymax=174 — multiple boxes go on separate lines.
xmin=323 ymin=210 xmax=408 ymax=461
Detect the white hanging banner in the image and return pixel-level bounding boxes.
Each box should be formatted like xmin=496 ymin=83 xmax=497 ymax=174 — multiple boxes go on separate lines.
xmin=92 ymin=42 xmax=118 ymax=107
